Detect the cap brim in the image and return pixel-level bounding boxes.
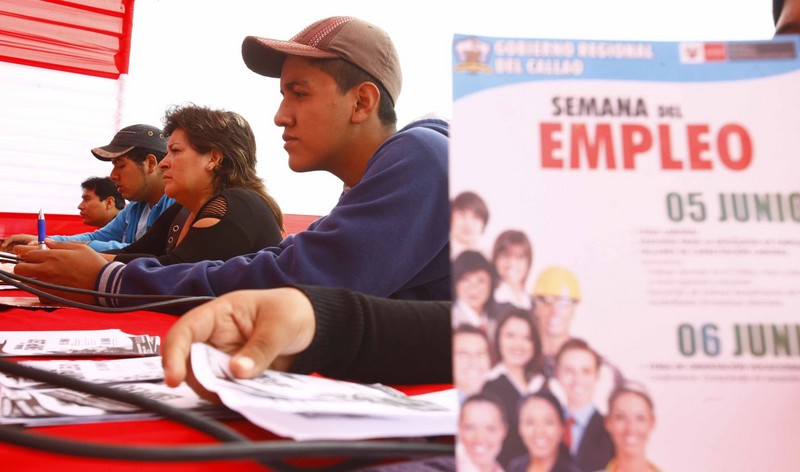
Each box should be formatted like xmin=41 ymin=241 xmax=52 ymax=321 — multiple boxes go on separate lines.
xmin=241 ymin=36 xmax=339 ymax=77
xmin=91 ymin=145 xmax=135 ymax=161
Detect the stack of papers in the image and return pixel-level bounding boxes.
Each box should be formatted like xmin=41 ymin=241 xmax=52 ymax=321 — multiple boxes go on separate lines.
xmin=0 ymin=333 xmax=457 ymax=440
xmin=191 ymin=343 xmax=457 ymax=440
xmin=0 ymin=356 xmax=226 ymax=426
xmin=0 ymin=329 xmax=160 ymax=357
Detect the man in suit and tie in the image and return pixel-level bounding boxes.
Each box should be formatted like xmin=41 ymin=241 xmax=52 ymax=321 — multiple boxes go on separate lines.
xmin=554 ymin=338 xmax=615 ymax=471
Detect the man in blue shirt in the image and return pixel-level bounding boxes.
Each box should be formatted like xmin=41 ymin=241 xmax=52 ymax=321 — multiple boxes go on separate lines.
xmin=2 ymin=125 xmax=175 ymax=252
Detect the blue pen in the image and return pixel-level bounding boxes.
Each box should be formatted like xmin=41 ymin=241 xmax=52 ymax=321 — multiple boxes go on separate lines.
xmin=37 ymin=209 xmax=46 ymax=249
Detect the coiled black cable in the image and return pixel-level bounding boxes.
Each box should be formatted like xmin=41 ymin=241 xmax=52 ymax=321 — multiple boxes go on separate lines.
xmin=0 ymin=360 xmax=453 ymax=469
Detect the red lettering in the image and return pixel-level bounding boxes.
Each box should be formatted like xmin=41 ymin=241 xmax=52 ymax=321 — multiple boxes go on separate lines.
xmin=570 ymin=123 xmax=615 ymax=169
xmin=621 ymin=124 xmax=652 ymax=169
xmin=717 ymin=124 xmax=752 ymax=170
xmin=687 ymin=124 xmax=712 ymax=170
xmin=538 ymin=121 xmax=754 ymax=171
xmin=658 ymin=124 xmax=682 ymax=170
xmin=540 ymin=122 xmax=563 ymax=168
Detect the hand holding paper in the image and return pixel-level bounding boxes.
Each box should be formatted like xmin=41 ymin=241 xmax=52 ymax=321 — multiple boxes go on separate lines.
xmin=162 ymin=287 xmax=316 ymax=391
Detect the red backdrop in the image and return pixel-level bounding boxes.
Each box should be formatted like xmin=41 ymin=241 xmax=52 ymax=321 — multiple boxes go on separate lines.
xmin=0 ymin=0 xmax=135 ymax=79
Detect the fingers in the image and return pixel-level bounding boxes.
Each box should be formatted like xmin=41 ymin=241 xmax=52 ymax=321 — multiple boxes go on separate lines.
xmin=162 ymin=306 xmax=218 ymax=387
xmin=13 ymin=240 xmax=84 ymax=260
xmin=13 ymin=242 xmax=108 ymax=295
xmin=12 ymin=244 xmax=42 ymax=259
xmin=13 ymin=246 xmax=60 ymax=278
xmin=228 ymin=330 xmax=286 ymax=379
xmin=161 ymin=325 xmax=193 ymax=388
xmin=227 ymin=288 xmax=316 ymax=378
xmin=43 ymin=240 xmax=93 ymax=250
xmin=161 ymin=287 xmax=317 ymax=392
xmin=183 ymin=363 xmax=222 ymax=404
xmin=1 ymin=234 xmax=35 ymax=251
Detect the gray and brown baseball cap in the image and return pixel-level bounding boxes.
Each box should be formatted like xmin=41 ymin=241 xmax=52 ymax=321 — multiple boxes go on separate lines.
xmin=91 ymin=124 xmax=167 ymax=161
xmin=241 ymin=16 xmax=402 ymax=105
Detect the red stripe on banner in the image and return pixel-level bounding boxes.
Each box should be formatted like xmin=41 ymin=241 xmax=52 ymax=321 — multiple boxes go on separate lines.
xmin=0 ymin=0 xmax=134 ymax=79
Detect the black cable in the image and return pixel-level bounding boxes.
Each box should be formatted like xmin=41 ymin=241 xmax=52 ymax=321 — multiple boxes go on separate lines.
xmin=0 ymin=269 xmax=215 ymax=312
xmin=0 ymin=267 xmax=187 ymax=299
xmin=0 ymin=359 xmax=246 ymax=443
xmin=0 ymin=267 xmax=456 ymax=467
xmin=0 ymin=359 xmax=454 ymax=466
xmin=0 ymin=428 xmax=452 ymax=462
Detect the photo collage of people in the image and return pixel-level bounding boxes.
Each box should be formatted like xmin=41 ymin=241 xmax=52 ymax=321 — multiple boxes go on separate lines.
xmin=451 ymin=190 xmax=660 ymax=472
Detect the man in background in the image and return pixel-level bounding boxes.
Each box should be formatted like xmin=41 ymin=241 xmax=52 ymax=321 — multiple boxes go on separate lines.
xmin=531 ymin=266 xmax=583 ymax=377
xmin=0 ymin=176 xmax=124 ymax=249
xmin=77 ymin=176 xmax=125 ymax=228
xmin=2 ymin=124 xmax=175 ymax=252
xmin=532 ymin=266 xmax=624 ymax=414
xmin=453 ymin=324 xmax=492 ymax=401
xmin=553 ymin=338 xmax=615 ymax=472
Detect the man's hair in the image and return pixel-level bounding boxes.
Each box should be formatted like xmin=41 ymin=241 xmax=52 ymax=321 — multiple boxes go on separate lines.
xmin=555 ymin=337 xmax=601 ymax=370
xmin=309 ymin=58 xmax=397 ymax=128
xmin=81 ymin=176 xmax=125 ymax=210
xmin=452 ymin=191 xmax=490 ymax=226
xmin=454 ymin=323 xmax=491 ymax=342
xmin=124 ymin=146 xmax=167 ymax=164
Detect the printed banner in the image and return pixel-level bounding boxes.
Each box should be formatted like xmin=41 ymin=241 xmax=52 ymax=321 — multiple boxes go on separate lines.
xmin=451 ymin=34 xmax=800 ymax=471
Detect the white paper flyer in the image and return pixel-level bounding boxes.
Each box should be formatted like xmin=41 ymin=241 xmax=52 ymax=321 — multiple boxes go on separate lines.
xmin=451 ymin=34 xmax=800 ymax=471
xmin=190 ymin=342 xmax=457 ymax=441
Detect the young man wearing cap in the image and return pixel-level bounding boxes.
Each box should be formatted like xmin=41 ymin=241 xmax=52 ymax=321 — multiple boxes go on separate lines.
xmin=16 ymin=16 xmax=450 ymax=309
xmin=12 ymin=126 xmax=175 ymax=252
xmin=84 ymin=124 xmax=176 ymax=250
xmin=2 ymin=125 xmax=175 ymax=252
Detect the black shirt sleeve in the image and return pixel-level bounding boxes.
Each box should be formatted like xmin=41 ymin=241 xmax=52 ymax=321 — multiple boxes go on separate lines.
xmin=290 ymin=285 xmax=453 ymax=386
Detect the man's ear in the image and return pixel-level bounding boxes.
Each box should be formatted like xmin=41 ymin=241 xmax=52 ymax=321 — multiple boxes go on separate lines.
xmin=144 ymin=154 xmax=159 ymax=173
xmin=351 ymin=82 xmax=380 ymax=123
xmin=103 ymin=196 xmax=115 ymax=210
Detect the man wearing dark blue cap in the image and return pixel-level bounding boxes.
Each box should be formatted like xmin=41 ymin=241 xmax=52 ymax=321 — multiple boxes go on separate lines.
xmin=1 ymin=124 xmax=175 ymax=252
